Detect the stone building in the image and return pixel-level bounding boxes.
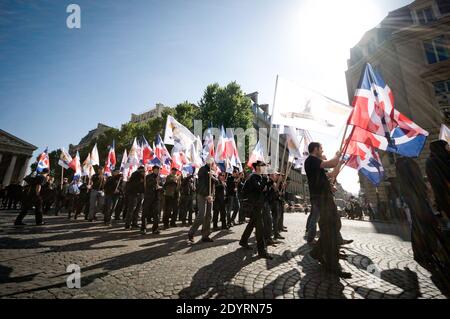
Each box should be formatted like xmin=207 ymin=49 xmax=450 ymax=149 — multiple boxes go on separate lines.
xmin=345 ymin=0 xmax=450 ymax=218
xmin=69 ymin=123 xmax=112 ymax=154
xmin=0 ymin=129 xmax=37 ymax=187
xmin=129 ymin=103 xmax=170 ymax=124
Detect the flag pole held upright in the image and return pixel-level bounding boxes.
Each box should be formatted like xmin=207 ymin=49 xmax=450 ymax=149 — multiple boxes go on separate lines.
xmin=61 ymin=166 xmax=64 ymax=190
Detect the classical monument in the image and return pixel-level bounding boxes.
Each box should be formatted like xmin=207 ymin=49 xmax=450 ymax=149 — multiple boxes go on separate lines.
xmin=0 ymin=129 xmax=37 ymax=187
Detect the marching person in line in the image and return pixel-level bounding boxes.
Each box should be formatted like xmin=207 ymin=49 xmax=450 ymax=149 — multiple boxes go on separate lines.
xmin=305 ymin=142 xmax=351 ymax=278
xmin=124 ymin=166 xmax=145 ymax=230
xmin=188 ymin=158 xmax=217 ymax=243
xmin=103 ymin=169 xmax=122 ymax=226
xmin=239 ymin=161 xmax=272 ymax=260
xmin=14 ymin=168 xmax=49 ymax=226
xmin=66 ymin=176 xmax=80 ymax=219
xmin=213 ymin=172 xmax=227 ymax=230
xmin=179 ymin=173 xmax=196 ymax=227
xmin=268 ymin=172 xmax=285 ymax=241
xmin=141 ymin=165 xmax=163 ymax=235
xmin=163 ymin=167 xmax=180 ymax=229
xmin=226 ymin=167 xmax=241 ymax=227
xmin=88 ymin=166 xmax=106 ymax=222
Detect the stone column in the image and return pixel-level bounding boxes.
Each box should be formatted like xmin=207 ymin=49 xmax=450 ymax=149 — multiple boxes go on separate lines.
xmin=18 ymin=156 xmax=31 ymax=184
xmin=2 ymin=155 xmax=17 ymax=187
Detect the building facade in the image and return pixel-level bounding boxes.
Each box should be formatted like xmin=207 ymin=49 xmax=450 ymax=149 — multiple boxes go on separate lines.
xmin=130 ymin=103 xmax=170 ymax=124
xmin=0 ymin=130 xmax=37 ymax=187
xmin=69 ymin=123 xmax=112 ymax=154
xmin=345 ymin=0 xmax=450 ymax=218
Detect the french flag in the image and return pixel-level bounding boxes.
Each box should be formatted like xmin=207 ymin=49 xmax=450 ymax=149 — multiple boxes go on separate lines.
xmin=37 ymin=147 xmax=50 ymax=173
xmin=348 ymin=63 xmax=428 ymax=158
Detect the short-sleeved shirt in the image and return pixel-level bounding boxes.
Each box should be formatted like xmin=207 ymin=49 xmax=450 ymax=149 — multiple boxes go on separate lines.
xmin=304 ymin=155 xmax=331 ymax=200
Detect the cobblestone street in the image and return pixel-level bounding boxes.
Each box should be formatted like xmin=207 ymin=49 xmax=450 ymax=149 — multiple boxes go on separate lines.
xmin=0 ymin=210 xmax=447 ymax=299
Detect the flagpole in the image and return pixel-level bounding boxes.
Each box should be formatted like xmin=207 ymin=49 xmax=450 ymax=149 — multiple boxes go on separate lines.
xmin=61 ymin=166 xmax=64 ymax=190
xmin=268 ymin=75 xmax=279 ymax=166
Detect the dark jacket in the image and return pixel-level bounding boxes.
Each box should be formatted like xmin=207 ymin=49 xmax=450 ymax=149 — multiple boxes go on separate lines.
xmin=104 ymin=175 xmax=121 ymax=196
xmin=246 ymin=173 xmax=268 ymax=204
xmin=145 ymin=173 xmax=162 ymax=199
xmin=197 ymin=165 xmax=217 ymax=197
xmin=126 ymin=171 xmax=145 ymax=195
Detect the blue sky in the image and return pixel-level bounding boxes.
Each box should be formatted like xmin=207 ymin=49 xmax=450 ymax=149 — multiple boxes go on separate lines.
xmin=0 ymin=0 xmax=413 ymax=193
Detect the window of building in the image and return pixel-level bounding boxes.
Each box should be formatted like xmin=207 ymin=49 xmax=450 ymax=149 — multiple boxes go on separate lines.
xmin=432 ymin=79 xmax=450 ymax=122
xmin=437 ymin=0 xmax=450 ymax=15
xmin=417 ymin=6 xmax=436 ymax=24
xmin=424 ymin=35 xmax=450 ymax=64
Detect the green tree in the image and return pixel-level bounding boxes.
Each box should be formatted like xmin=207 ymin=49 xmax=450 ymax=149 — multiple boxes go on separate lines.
xmin=174 ymin=101 xmax=199 ymax=130
xmin=198 ymin=81 xmax=253 ymax=131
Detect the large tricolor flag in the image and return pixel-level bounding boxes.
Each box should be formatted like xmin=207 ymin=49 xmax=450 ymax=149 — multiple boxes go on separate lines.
xmin=37 ymin=147 xmax=50 ymax=173
xmin=347 ymin=63 xmax=428 ymax=158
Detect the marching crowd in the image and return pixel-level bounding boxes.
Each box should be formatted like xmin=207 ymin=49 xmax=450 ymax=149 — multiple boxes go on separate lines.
xmin=1 ymin=140 xmax=449 ymax=287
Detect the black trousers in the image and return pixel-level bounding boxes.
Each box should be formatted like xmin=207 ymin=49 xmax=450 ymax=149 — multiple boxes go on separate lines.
xmin=163 ymin=195 xmax=178 ymax=226
xmin=310 ymin=198 xmax=341 ymax=273
xmin=179 ymin=195 xmax=194 ymax=223
xmin=142 ymin=196 xmax=160 ymax=232
xmin=240 ymin=205 xmax=266 ymax=255
xmin=213 ymin=200 xmax=227 ymax=228
xmin=15 ymin=195 xmax=43 ymax=225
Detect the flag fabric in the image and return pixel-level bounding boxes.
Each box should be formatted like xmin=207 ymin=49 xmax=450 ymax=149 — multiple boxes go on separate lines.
xmin=347 ymin=63 xmax=428 ymax=158
xmin=171 ymin=143 xmax=189 ymax=171
xmin=440 ymin=124 xmax=450 ymax=144
xmin=104 ymin=142 xmax=117 ymax=176
xmin=82 ymin=154 xmax=95 ymax=177
xmin=69 ymin=151 xmax=82 ymax=177
xmin=214 ymin=126 xmax=227 ymax=164
xmin=127 ymin=138 xmax=141 ymax=168
xmin=202 ymin=126 xmax=215 ymax=162
xmin=119 ymin=149 xmax=130 ymax=181
xmin=247 ymin=141 xmax=265 ymax=169
xmin=164 ymin=115 xmax=196 ymax=148
xmin=344 ymin=140 xmax=384 ymax=186
xmin=90 ymin=143 xmax=100 ymax=166
xmin=348 ymin=125 xmax=427 ymax=158
xmin=284 ymin=128 xmax=312 ymax=173
xmin=188 ymin=139 xmax=203 ymax=169
xmin=155 ymin=134 xmax=172 ymax=176
xmin=271 ymin=75 xmax=352 ymax=137
xmin=142 ymin=137 xmax=160 ymax=166
xmin=58 ymin=148 xmax=73 ymax=169
xmin=37 ymin=148 xmax=50 ymax=173
xmin=224 ymin=128 xmax=242 ymax=172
